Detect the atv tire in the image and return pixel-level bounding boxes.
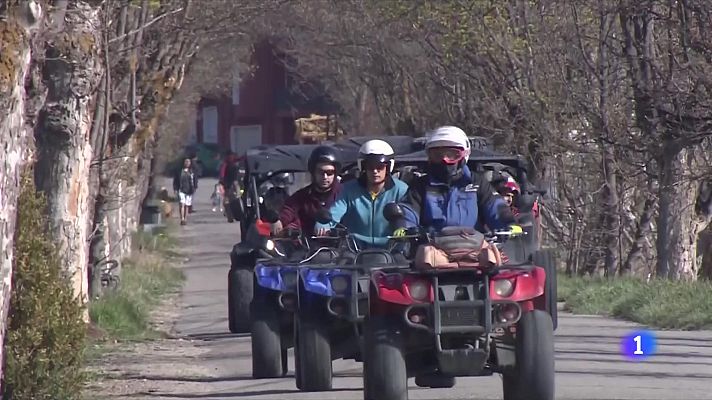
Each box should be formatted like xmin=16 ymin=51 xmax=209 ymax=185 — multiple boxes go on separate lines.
xmin=363 ymin=316 xmax=408 ymax=400
xmin=228 ymin=268 xmax=253 ymax=333
xmin=532 ymin=249 xmax=558 ymax=330
xmin=295 ymin=315 xmax=332 ymax=391
xmin=502 ymin=310 xmax=555 ymax=400
xmin=251 ymin=305 xmax=284 ymax=378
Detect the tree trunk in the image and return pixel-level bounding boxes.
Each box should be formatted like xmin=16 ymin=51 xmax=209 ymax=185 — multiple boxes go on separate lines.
xmin=0 ymin=0 xmax=44 ymax=383
xmin=621 ymin=181 xmax=656 ymax=276
xmin=655 ymin=145 xmax=712 ymax=281
xmin=33 ymin=2 xmax=104 ymax=316
xmin=601 ymin=144 xmax=621 ymax=277
xmin=655 ymin=146 xmax=678 ymax=279
xmin=700 ymin=227 xmax=712 ymax=280
xmin=670 ymin=148 xmax=712 ymax=280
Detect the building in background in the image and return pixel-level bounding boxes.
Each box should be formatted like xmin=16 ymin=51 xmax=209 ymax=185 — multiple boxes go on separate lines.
xmin=192 ymin=40 xmax=338 ymax=156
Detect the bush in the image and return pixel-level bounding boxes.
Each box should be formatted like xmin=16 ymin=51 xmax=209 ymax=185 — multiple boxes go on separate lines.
xmin=89 ymin=235 xmax=184 ymax=340
xmin=2 ymin=175 xmax=87 ymax=400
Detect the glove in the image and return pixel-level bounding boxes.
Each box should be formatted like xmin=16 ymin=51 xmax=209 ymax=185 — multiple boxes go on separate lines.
xmin=270 ymin=220 xmax=283 ymax=236
xmin=392 ymin=227 xmax=407 ymax=237
xmin=510 ymin=225 xmax=523 ymax=235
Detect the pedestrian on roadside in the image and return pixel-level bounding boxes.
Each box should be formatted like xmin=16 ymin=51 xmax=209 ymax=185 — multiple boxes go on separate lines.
xmin=174 ymin=158 xmax=196 ymax=225
xmin=211 ymin=182 xmax=224 ymax=213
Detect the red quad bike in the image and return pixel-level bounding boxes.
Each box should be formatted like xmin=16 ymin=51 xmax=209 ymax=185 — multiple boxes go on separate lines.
xmin=362 ymin=206 xmax=555 ymax=400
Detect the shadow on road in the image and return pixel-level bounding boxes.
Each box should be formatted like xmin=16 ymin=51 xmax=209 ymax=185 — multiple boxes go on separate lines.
xmin=142 ymin=387 xmax=360 ymax=398
xmin=113 ymin=373 xmax=256 ymax=383
xmin=186 ymin=332 xmax=250 ymax=341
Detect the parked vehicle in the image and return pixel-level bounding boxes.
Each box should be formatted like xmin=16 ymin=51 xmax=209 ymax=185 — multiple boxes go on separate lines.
xmin=164 ymin=143 xmax=223 ymax=177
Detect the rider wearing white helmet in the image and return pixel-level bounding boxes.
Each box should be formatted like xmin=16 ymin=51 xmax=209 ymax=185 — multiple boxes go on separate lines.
xmin=394 ymin=126 xmax=516 ymax=234
xmin=315 ymin=139 xmax=409 ymax=248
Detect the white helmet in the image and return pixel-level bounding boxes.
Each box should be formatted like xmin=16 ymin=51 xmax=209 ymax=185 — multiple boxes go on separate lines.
xmin=358 ymin=139 xmax=395 ymax=173
xmin=425 ymin=126 xmax=471 ymax=161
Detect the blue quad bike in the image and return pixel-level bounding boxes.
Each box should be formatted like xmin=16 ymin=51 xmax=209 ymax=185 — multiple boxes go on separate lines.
xmin=292 ymin=210 xmax=411 ymax=392
xmin=250 ymin=227 xmax=347 ymax=379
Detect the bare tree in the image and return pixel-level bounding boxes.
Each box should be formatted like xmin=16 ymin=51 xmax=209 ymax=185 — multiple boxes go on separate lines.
xmin=254 ymin=0 xmax=712 ymax=281
xmin=0 ymin=0 xmax=45 ymax=384
xmin=32 ymin=0 xmax=105 ymax=316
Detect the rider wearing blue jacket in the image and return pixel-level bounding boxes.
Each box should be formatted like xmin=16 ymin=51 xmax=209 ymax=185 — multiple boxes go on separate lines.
xmin=315 ymin=139 xmax=409 ymax=248
xmin=396 ymin=126 xmax=516 ymax=233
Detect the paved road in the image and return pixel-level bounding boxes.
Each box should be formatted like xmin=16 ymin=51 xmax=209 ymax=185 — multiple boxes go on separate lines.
xmin=166 ymin=179 xmax=712 ymax=400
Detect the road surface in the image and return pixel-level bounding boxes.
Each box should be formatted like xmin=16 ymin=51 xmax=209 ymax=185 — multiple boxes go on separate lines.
xmin=92 ymin=178 xmax=712 ymax=400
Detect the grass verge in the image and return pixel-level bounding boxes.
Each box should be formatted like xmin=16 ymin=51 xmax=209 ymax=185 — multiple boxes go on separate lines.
xmin=558 ymin=274 xmax=712 ymax=330
xmin=88 ymin=228 xmax=185 ymax=341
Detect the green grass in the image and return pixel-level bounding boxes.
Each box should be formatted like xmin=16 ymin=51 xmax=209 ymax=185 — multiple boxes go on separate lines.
xmin=558 ymin=274 xmax=712 ymax=330
xmin=89 ymin=229 xmax=185 ymax=341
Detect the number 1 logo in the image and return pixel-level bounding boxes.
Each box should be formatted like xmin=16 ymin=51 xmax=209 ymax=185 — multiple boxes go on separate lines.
xmin=621 ymin=330 xmax=656 ymax=361
xmin=633 ymin=335 xmax=643 ymax=355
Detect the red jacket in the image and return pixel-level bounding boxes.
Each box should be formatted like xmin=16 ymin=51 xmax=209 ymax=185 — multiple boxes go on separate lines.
xmin=279 ymin=181 xmax=342 ymax=232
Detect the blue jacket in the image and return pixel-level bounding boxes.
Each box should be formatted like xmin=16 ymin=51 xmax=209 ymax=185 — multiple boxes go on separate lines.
xmin=315 ymin=176 xmax=409 ymax=248
xmin=400 ymin=165 xmax=513 ymax=232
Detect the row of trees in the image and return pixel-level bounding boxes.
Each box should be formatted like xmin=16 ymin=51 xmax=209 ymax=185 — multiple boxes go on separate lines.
xmin=252 ymin=0 xmax=712 ymax=279
xmin=0 ymin=0 xmax=277 ymax=387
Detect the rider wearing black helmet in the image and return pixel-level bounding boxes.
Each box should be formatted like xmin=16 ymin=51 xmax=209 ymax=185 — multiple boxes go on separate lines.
xmin=272 ymin=145 xmax=343 ymax=234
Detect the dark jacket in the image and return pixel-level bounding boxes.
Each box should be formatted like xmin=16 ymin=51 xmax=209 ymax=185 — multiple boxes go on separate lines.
xmin=400 ymin=165 xmax=514 ymax=232
xmin=279 ymin=180 xmax=343 ymax=233
xmin=173 ymin=168 xmax=196 ymax=195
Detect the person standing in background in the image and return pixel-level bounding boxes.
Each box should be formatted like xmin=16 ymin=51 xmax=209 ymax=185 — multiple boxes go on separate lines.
xmin=173 ymin=158 xmax=196 ymax=225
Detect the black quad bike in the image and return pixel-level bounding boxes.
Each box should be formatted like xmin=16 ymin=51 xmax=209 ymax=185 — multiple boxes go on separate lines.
xmin=227 ymin=143 xmax=348 ymax=334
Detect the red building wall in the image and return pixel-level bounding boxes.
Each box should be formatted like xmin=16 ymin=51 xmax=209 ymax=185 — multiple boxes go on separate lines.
xmin=196 ymin=39 xmax=331 ymax=152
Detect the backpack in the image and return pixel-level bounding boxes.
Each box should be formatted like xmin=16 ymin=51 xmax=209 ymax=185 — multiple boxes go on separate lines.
xmin=414 ymin=226 xmax=503 ymax=270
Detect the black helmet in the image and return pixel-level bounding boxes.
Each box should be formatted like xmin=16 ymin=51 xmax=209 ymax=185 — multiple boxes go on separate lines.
xmin=308 ymin=145 xmax=341 ymax=173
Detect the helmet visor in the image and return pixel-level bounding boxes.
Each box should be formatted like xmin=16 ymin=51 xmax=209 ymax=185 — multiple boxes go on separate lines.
xmin=427 ymin=147 xmax=466 ymax=165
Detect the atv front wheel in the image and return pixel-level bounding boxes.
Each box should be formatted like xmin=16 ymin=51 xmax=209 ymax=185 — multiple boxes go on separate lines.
xmin=250 ymin=305 xmax=284 ymax=378
xmin=295 ymin=315 xmax=332 ymax=391
xmin=532 ymin=250 xmax=558 ymax=330
xmin=363 ymin=316 xmax=408 ymax=400
xmin=502 ymin=310 xmax=555 ymax=400
xmin=228 ymin=268 xmax=253 ymax=333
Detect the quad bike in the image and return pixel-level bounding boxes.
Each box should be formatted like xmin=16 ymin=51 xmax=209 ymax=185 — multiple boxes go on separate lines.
xmin=292 ymin=209 xmax=410 ymax=391
xmin=361 ymin=203 xmax=557 ymax=400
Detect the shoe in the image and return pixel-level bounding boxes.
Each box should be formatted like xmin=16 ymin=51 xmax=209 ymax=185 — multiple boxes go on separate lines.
xmin=180 ymin=220 xmax=187 ymax=226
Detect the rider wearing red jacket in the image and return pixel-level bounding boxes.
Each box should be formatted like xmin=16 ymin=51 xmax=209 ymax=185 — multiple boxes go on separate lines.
xmin=272 ymin=145 xmax=343 ymax=234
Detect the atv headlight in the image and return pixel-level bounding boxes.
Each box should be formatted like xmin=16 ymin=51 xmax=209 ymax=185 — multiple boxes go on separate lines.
xmin=408 ymin=280 xmax=429 ymax=301
xmin=493 ymin=279 xmax=514 ymax=297
xmin=331 ymin=276 xmax=349 ymax=294
xmin=265 ymin=239 xmax=275 ymax=252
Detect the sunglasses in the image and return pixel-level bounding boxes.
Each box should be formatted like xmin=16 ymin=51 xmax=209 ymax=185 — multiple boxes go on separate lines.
xmin=316 ymin=169 xmax=336 ymax=176
xmin=363 ymin=161 xmax=388 ymax=171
